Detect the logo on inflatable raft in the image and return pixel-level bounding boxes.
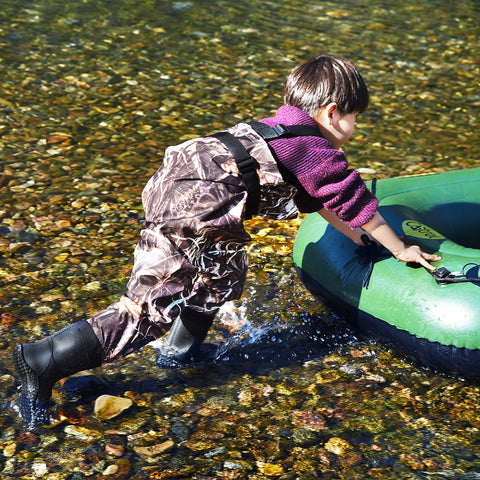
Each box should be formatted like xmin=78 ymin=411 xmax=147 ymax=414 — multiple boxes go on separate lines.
xmin=402 ymin=220 xmax=445 ymax=240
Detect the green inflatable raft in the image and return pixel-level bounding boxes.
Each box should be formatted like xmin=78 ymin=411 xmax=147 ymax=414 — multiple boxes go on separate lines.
xmin=293 ymin=168 xmax=480 ymax=377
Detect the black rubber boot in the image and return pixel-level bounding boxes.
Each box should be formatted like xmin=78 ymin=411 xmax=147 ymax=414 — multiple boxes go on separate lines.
xmin=156 ymin=307 xmax=215 ymax=369
xmin=13 ymin=320 xmax=103 ymax=429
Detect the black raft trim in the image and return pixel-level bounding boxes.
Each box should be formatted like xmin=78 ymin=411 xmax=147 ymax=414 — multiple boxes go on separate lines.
xmin=295 ymin=266 xmax=480 ymax=379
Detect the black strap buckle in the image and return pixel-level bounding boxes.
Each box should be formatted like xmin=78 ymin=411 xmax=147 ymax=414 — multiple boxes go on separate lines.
xmin=248 ymin=121 xmax=323 ymax=141
xmin=431 ymin=267 xmax=453 ymax=285
xmin=235 ymin=155 xmax=259 ymax=174
xmin=273 ymin=124 xmax=288 ymax=136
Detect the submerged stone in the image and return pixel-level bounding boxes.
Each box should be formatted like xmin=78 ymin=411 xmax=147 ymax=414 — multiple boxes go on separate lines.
xmin=94 ymin=395 xmax=133 ymax=421
xmin=257 ymin=461 xmax=285 ymax=476
xmin=133 ymin=440 xmax=175 ymax=459
xmin=324 ymin=437 xmax=353 ymax=456
xmin=64 ymin=425 xmax=102 ymax=441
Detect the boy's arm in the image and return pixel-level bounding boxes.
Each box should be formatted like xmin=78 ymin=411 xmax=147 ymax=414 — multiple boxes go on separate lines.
xmin=318 ymin=209 xmax=441 ymax=271
xmin=361 ymin=211 xmax=441 ymax=270
xmin=318 ymin=208 xmax=370 ymax=246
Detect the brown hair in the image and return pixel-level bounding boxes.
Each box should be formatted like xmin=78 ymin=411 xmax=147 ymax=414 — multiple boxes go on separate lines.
xmin=284 ymin=54 xmax=369 ymax=116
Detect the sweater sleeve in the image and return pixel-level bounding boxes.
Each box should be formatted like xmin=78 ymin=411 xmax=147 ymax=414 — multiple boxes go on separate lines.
xmin=259 ymin=106 xmax=378 ymax=227
xmin=287 ymin=143 xmax=378 ymax=227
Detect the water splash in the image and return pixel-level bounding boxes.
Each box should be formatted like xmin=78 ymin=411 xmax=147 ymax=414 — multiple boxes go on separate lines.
xmin=209 ymin=301 xmax=359 ymax=373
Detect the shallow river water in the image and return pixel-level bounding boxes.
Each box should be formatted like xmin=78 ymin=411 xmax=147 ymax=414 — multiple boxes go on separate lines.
xmin=1 ymin=0 xmax=480 ymax=478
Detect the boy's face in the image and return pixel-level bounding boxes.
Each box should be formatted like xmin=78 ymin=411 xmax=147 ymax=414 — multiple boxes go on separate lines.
xmin=314 ymin=103 xmax=357 ymax=150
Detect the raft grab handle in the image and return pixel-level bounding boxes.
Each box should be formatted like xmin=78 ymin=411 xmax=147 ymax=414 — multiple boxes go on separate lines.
xmin=430 ymin=264 xmax=480 ymax=285
xmin=358 ymin=235 xmax=480 ymax=287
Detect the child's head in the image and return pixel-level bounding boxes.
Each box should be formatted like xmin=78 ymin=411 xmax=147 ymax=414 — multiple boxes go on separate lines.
xmin=284 ymin=54 xmax=369 ymax=117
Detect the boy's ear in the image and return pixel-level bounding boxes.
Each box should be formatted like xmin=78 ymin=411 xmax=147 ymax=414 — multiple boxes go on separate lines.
xmin=314 ymin=102 xmax=338 ymax=125
xmin=325 ymin=102 xmax=338 ymax=120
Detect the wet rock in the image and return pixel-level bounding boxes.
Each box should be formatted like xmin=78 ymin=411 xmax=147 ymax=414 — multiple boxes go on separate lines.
xmin=94 ymin=395 xmax=134 ymax=421
xmin=103 ymin=464 xmax=119 ymax=475
xmin=3 ymin=441 xmax=16 ymax=457
xmin=204 ymin=446 xmax=227 ymax=458
xmin=118 ymin=417 xmax=148 ymax=433
xmin=186 ymin=439 xmax=218 ymax=451
xmin=105 ymin=443 xmax=126 ymax=457
xmin=257 ymin=461 xmax=284 ymax=477
xmin=133 ymin=440 xmax=175 ymax=460
xmin=31 ymin=462 xmax=48 ymax=476
xmin=64 ymin=425 xmax=102 ymax=441
xmin=292 ymin=428 xmax=319 ymax=446
xmin=170 ymin=418 xmax=190 ymax=441
xmin=223 ymin=460 xmax=254 ymax=471
xmin=324 ymin=437 xmax=353 ymax=455
xmin=290 ymin=410 xmax=326 ymax=431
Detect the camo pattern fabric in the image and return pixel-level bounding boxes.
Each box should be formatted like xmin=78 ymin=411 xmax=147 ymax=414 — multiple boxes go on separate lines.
xmin=89 ymin=122 xmax=300 ymax=361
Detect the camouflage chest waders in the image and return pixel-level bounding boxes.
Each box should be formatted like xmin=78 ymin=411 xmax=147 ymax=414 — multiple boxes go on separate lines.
xmin=88 ymin=122 xmax=300 ymax=362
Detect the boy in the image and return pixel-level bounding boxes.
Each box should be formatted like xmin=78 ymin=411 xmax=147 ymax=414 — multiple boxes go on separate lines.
xmin=13 ymin=54 xmax=440 ymax=428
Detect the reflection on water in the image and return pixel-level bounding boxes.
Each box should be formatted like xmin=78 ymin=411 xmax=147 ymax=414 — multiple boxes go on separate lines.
xmin=1 ymin=0 xmax=480 ymax=477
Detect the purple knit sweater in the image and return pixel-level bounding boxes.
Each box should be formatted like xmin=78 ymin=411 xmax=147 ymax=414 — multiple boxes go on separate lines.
xmin=259 ymin=105 xmax=378 ymax=228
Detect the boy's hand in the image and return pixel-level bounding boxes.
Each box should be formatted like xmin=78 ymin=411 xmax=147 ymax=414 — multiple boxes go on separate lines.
xmin=393 ymin=245 xmax=442 ymax=271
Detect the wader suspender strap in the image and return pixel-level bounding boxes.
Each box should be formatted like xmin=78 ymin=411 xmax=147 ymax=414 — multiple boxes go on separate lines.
xmin=211 ymin=131 xmax=261 ymax=220
xmin=211 ymin=121 xmax=323 ymax=219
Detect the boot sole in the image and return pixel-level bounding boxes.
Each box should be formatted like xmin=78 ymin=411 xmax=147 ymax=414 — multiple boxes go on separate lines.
xmin=13 ymin=344 xmax=51 ymax=428
xmin=13 ymin=344 xmax=40 ymax=400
